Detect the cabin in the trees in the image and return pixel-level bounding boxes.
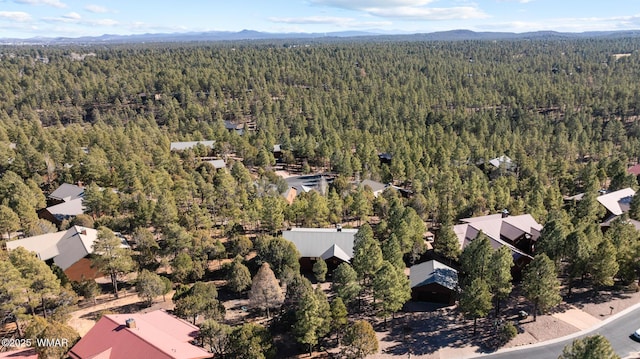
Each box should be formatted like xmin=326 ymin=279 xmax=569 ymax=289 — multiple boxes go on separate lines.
xmin=68 ymin=310 xmax=212 ymax=359
xmin=453 ymin=212 xmax=541 ymax=269
xmin=169 ymin=140 xmax=215 ymax=151
xmin=39 ymin=183 xmax=85 ymax=225
xmin=204 ymin=158 xmax=226 ymax=170
xmin=596 ymin=187 xmax=635 ymax=218
xmin=282 ymin=227 xmax=358 ymax=272
xmin=5 ymin=226 xmax=129 ymax=282
xmin=360 ymin=179 xmax=389 ymax=198
xmin=410 ymin=259 xmax=458 ymax=305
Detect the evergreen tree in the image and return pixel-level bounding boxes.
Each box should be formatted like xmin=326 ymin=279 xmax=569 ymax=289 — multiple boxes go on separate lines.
xmin=226 ymin=256 xmax=252 ymax=293
xmin=559 ymin=335 xmax=620 ymax=359
xmin=136 ymin=269 xmax=166 ymax=306
xmin=589 ymin=239 xmax=618 ymax=289
xmin=312 ymin=258 xmax=328 ymax=283
xmin=228 ymin=323 xmax=276 ymax=359
xmin=92 ymin=227 xmax=135 ymax=298
xmin=332 ymin=263 xmax=362 ymax=306
xmin=342 ymin=320 xmax=379 ymax=359
xmin=459 ymin=232 xmax=492 ymax=284
xmin=382 ymin=234 xmax=405 ymax=271
xmin=198 ymin=320 xmax=231 ymax=357
xmin=488 ymin=246 xmax=513 ymax=317
xmin=458 ymin=277 xmax=493 ymax=336
xmin=330 ymin=297 xmax=348 ymax=345
xmin=372 ymin=261 xmax=411 ymax=326
xmin=522 ymin=254 xmax=562 ymax=321
xmin=352 ymin=224 xmax=383 ymax=286
xmin=173 ymin=281 xmax=225 ymax=324
xmin=536 ymin=215 xmax=570 ymax=263
xmin=433 ymin=222 xmax=461 ymax=263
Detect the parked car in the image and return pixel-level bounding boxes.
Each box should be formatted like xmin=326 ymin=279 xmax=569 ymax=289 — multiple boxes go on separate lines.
xmin=634 ymin=328 xmax=640 ymax=340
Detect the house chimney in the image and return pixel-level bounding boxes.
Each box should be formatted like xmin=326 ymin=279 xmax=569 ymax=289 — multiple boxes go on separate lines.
xmin=336 ymin=224 xmax=342 ymax=232
xmin=80 ymin=229 xmax=87 ymax=235
xmin=125 ymin=319 xmax=136 ymax=329
xmin=501 ymin=209 xmax=509 ymax=218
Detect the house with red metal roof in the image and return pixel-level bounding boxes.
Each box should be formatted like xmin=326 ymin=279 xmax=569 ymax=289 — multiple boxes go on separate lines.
xmin=68 ymin=310 xmax=211 ymax=359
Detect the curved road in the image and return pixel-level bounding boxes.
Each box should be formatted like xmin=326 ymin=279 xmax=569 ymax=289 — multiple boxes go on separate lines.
xmin=471 ymin=305 xmax=640 ymax=359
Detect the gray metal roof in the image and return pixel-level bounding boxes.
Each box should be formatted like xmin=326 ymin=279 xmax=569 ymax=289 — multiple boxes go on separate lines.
xmin=282 ymin=228 xmax=358 ymax=261
xmin=361 ymin=179 xmax=388 ymax=194
xmin=410 ymin=260 xmax=458 ymax=291
xmin=49 ymin=183 xmax=84 ymax=202
xmin=46 ymin=197 xmax=85 ymax=220
xmin=169 ymin=140 xmax=215 ymax=151
xmin=206 ymin=159 xmax=226 ymax=169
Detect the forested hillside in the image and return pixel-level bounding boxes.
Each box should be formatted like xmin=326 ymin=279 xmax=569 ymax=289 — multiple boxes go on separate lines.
xmin=1 ymin=38 xmax=639 ymax=226
xmin=1 ymin=37 xmax=640 ymax=357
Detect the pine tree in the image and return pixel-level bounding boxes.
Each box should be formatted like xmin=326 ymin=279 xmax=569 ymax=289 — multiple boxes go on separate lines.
xmin=433 ymin=222 xmax=461 ymax=263
xmin=459 ymin=232 xmax=492 ymax=284
xmin=330 ymin=297 xmax=348 ymax=345
xmin=136 ymin=269 xmax=166 ymax=306
xmin=372 ymin=261 xmax=411 ymax=326
xmin=342 ymin=320 xmax=378 ymax=359
xmin=382 ymin=234 xmax=405 ymax=271
xmin=227 ymin=256 xmax=252 ymax=293
xmin=589 ymin=239 xmax=618 ymax=289
xmin=522 ymin=254 xmax=561 ymax=321
xmin=352 ymin=224 xmax=383 ymax=285
xmin=313 ymin=258 xmax=328 ymax=282
xmin=249 ymin=263 xmax=284 ymax=318
xmin=92 ymin=227 xmax=135 ymax=298
xmin=559 ymin=335 xmax=620 ymax=359
xmin=332 ymin=263 xmax=362 ymax=306
xmin=458 ymin=277 xmax=493 ymax=336
xmin=488 ymin=246 xmax=513 ymax=317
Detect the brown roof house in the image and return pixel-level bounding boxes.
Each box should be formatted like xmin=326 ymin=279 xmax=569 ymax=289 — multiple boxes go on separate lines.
xmin=5 ymin=226 xmax=129 ymax=281
xmin=68 ymin=310 xmax=211 ymax=359
xmin=282 ymin=227 xmax=358 ymax=272
xmin=453 ymin=212 xmax=542 ymax=269
xmin=410 ymin=259 xmax=459 ymax=305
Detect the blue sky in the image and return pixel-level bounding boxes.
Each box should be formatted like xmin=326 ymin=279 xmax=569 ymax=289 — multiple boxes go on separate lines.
xmin=1 ymin=0 xmax=640 ymax=38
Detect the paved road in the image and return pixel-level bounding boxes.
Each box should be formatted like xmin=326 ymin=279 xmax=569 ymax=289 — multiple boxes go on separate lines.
xmin=471 ymin=306 xmax=640 ymax=359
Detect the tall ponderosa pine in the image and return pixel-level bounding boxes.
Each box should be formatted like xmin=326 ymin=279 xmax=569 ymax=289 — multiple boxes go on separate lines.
xmin=459 ymin=232 xmax=492 ymax=284
xmin=522 ymin=254 xmax=561 ymax=321
xmin=458 ymin=277 xmax=493 ymax=336
xmin=332 ymin=263 xmax=362 ymax=306
xmin=372 ymin=261 xmax=411 ymax=326
xmin=589 ymin=239 xmax=618 ymax=289
xmin=488 ymin=246 xmax=513 ymax=316
xmin=92 ymin=227 xmax=135 ymax=298
xmin=433 ymin=222 xmax=461 ymax=263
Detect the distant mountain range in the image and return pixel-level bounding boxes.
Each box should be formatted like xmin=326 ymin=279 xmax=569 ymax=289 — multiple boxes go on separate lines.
xmin=3 ymin=29 xmax=640 ymax=45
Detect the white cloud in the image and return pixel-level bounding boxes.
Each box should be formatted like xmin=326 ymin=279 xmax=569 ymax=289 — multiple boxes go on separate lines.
xmin=367 ymin=6 xmax=488 ymax=20
xmin=311 ymin=0 xmax=435 ymax=9
xmin=311 ymin=0 xmax=487 ymax=21
xmin=63 ymin=12 xmax=80 ymax=20
xmin=42 ymin=14 xmax=118 ymax=27
xmin=0 ymin=11 xmax=31 ymax=22
xmin=476 ymin=14 xmax=640 ymax=32
xmin=14 ymin=0 xmax=66 ymax=8
xmin=84 ymin=4 xmax=108 ymax=13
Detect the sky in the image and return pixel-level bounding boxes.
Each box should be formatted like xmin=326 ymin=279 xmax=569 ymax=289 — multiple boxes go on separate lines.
xmin=1 ymin=0 xmax=640 ymax=39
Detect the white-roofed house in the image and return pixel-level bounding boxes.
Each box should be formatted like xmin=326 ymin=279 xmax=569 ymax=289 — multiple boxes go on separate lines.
xmin=169 ymin=140 xmax=215 ymax=151
xmin=282 ymin=227 xmax=358 ymax=272
xmin=596 ymin=187 xmax=636 ymax=217
xmin=5 ymin=226 xmax=129 ymax=281
xmin=453 ymin=212 xmax=542 ymax=270
xmin=410 ymin=259 xmax=458 ymax=305
xmin=40 ymin=183 xmax=86 ymax=225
